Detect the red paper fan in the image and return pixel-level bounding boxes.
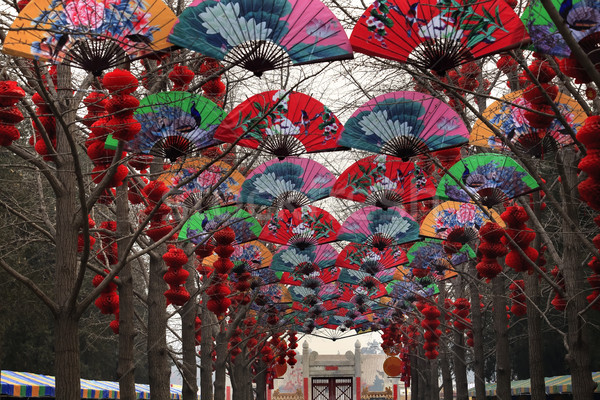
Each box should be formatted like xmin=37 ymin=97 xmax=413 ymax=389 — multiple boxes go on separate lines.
xmin=349 ymin=0 xmax=529 ymax=74
xmin=215 ymin=90 xmax=344 ymax=158
xmin=259 ymin=205 xmax=340 ymax=247
xmin=331 ymin=154 xmax=435 ymax=209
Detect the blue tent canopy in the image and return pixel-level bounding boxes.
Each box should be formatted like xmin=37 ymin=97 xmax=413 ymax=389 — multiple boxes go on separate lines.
xmin=1 ymin=370 xmax=185 ymax=399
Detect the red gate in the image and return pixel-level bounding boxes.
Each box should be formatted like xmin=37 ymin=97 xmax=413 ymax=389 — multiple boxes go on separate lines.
xmin=311 ymin=377 xmax=353 ymax=400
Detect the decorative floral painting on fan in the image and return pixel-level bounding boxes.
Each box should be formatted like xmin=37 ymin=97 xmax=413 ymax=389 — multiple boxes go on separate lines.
xmin=203 ymin=241 xmax=272 ymax=271
xmin=338 ymin=206 xmax=420 ymax=248
xmin=4 ymin=0 xmax=177 ymax=75
xmin=106 ymin=92 xmax=225 ymax=162
xmin=349 ymin=0 xmax=529 ymax=74
xmin=339 ymin=91 xmax=469 ymax=160
xmin=406 ymin=239 xmax=474 ymax=280
xmin=260 ymin=205 xmax=340 ymax=247
xmin=336 ymin=243 xmax=408 ymax=271
xmin=420 ymin=201 xmax=504 ymax=243
xmin=179 ymin=206 xmax=262 ymax=245
xmin=169 ymin=0 xmax=353 ymax=76
xmin=240 ymin=157 xmax=334 ymax=209
xmin=436 ymin=153 xmax=540 ymax=207
xmin=470 ymin=90 xmax=585 ymax=157
xmin=158 ymin=157 xmax=244 ymax=210
xmin=522 ymin=0 xmax=600 ymax=58
xmin=216 ymin=90 xmax=344 ymax=158
xmin=270 ymin=243 xmax=337 ymax=274
xmin=331 ymin=154 xmax=435 ymax=208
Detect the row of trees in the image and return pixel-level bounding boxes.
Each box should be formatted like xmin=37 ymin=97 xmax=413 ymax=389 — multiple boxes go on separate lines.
xmin=0 ymin=0 xmax=600 ymax=399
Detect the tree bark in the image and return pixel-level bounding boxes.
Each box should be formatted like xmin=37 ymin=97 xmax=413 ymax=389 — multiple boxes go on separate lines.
xmin=410 ymin=354 xmax=419 ymax=400
xmin=147 ymin=250 xmax=171 ymax=399
xmin=560 ymin=149 xmax=596 ymax=400
xmin=54 ymin=63 xmax=81 ymax=400
xmin=469 ymin=280 xmax=486 ymax=400
xmin=213 ymin=324 xmax=227 ymax=400
xmin=116 ymin=181 xmax=136 ymax=400
xmin=180 ymin=257 xmax=198 ymax=400
xmin=526 ymin=271 xmax=545 ymax=400
xmin=255 ymin=360 xmax=267 ymax=400
xmin=200 ymin=294 xmax=214 ymax=400
xmin=437 ymin=282 xmax=453 ymax=400
xmin=492 ymin=275 xmax=511 ymax=400
xmin=429 ymin=358 xmax=439 ymax=400
xmin=452 ymin=330 xmax=468 ymax=400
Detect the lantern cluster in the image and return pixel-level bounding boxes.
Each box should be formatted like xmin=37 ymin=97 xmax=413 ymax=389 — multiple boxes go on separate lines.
xmin=578 ymin=116 xmax=600 ymax=211
xmin=30 ymin=91 xmax=57 ymax=160
xmin=163 ymin=245 xmax=190 ymax=306
xmin=420 ymin=304 xmax=441 ymax=360
xmin=586 ymin=258 xmax=600 ymax=310
xmin=509 ymin=279 xmax=527 ymax=316
xmin=0 ymin=80 xmax=25 ymax=146
xmin=287 ymin=331 xmax=298 ymax=367
xmin=476 ymin=222 xmax=507 ymax=281
xmin=195 ymin=242 xmax=215 ymax=276
xmin=77 ymin=215 xmax=97 ymax=253
xmin=142 ymin=181 xmax=174 ymax=242
xmin=102 ymin=69 xmax=140 ymax=142
xmin=97 ymin=221 xmax=118 ymax=266
xmin=381 ymin=325 xmax=402 ymax=356
xmin=501 ymin=206 xmax=538 ymax=274
xmin=92 ymin=269 xmax=120 ymax=334
xmin=550 ymin=266 xmax=567 ymax=311
xmin=169 ymin=65 xmax=195 ymax=91
xmin=205 ymin=228 xmax=235 ymax=318
xmin=520 ymin=57 xmax=559 ymax=129
xmin=452 ymin=298 xmax=471 ymax=331
xmin=198 ymin=58 xmax=226 ymax=106
xmin=194 ymin=316 xmax=202 ymax=345
xmin=229 ymin=326 xmax=243 ymax=361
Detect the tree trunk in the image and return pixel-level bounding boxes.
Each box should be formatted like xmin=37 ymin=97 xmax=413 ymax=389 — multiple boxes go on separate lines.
xmin=469 ymin=281 xmax=486 ymax=400
xmin=55 ymin=313 xmax=81 ymax=400
xmin=560 ymin=149 xmax=596 ymax=400
xmin=429 ymin=358 xmax=439 ymax=400
xmin=526 ymin=271 xmax=545 ymax=400
xmin=180 ymin=257 xmax=198 ymax=400
xmin=255 ymin=360 xmax=267 ymax=400
xmin=439 ymin=340 xmax=453 ymax=400
xmin=492 ymin=275 xmax=511 ymax=400
xmin=147 ymin=250 xmax=171 ymax=399
xmin=417 ymin=349 xmax=427 ymax=400
xmin=410 ymin=354 xmax=419 ymax=400
xmin=437 ymin=282 xmax=453 ymax=400
xmin=54 ymin=63 xmax=81 ymax=400
xmin=452 ymin=330 xmax=468 ymax=400
xmin=213 ymin=325 xmax=227 ymax=400
xmin=200 ymin=294 xmax=214 ymax=400
xmin=116 ymin=182 xmax=136 ymax=400
xmin=231 ymin=354 xmax=251 ymax=400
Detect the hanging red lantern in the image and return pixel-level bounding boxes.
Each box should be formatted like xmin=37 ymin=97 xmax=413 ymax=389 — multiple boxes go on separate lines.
xmin=383 ymin=357 xmax=403 ymax=377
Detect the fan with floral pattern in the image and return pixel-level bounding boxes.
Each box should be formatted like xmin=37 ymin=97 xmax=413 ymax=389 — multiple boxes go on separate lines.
xmin=339 ymin=91 xmax=469 ymax=160
xmin=240 ymin=157 xmax=335 ymax=209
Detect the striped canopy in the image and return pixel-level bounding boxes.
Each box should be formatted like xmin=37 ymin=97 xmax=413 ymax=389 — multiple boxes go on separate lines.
xmin=1 ymin=370 xmax=186 ymax=399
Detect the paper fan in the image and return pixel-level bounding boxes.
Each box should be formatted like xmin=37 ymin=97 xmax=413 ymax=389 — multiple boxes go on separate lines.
xmin=215 ymin=90 xmax=344 ymax=158
xmin=420 ymin=201 xmax=503 ymax=243
xmin=522 ymin=0 xmax=600 ymax=58
xmin=349 ymin=0 xmax=529 ymax=75
xmin=336 ymin=243 xmax=408 ymax=273
xmin=339 ymin=91 xmax=469 ymax=160
xmin=386 ymin=278 xmax=439 ymax=302
xmin=203 ymin=241 xmax=272 ymax=273
xmin=250 ymin=267 xmax=281 ymax=287
xmin=240 ymin=157 xmax=335 ymax=209
xmin=406 ymin=239 xmax=475 ymax=280
xmin=470 ymin=90 xmax=586 ymax=158
xmin=3 ymin=0 xmax=176 ymax=76
xmin=179 ymin=206 xmax=262 ymax=245
xmin=288 ymin=283 xmax=342 ymax=310
xmin=338 ymin=206 xmax=420 ymax=249
xmin=107 ymin=92 xmax=225 ymax=162
xmin=331 ymin=154 xmax=435 ymax=208
xmin=436 ymin=153 xmax=540 ymax=207
xmin=169 ymin=0 xmax=352 ymax=77
xmin=158 ymin=157 xmax=244 ymax=210
xmin=259 ymin=205 xmax=340 ymax=247
xmin=271 ymin=243 xmax=337 ymax=272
